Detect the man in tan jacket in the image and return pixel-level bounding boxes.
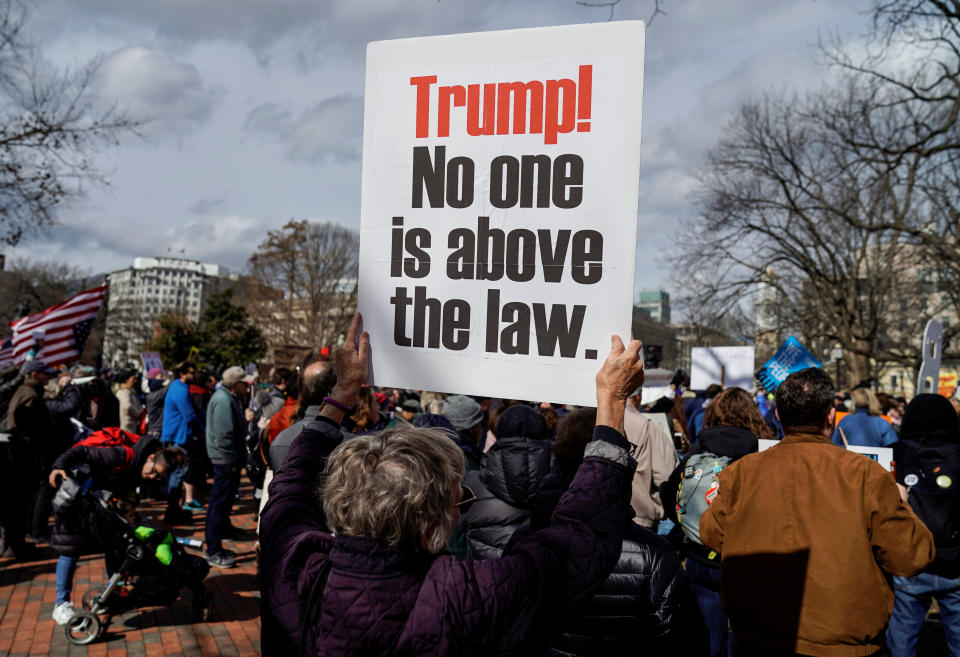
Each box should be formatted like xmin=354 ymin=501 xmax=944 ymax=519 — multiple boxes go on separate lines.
xmin=700 ymin=368 xmax=934 ymax=657
xmin=624 ymin=398 xmax=677 ymax=529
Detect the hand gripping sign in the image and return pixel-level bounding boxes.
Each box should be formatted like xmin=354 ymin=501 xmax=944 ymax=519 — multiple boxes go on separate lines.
xmin=358 ymin=22 xmax=646 ymax=405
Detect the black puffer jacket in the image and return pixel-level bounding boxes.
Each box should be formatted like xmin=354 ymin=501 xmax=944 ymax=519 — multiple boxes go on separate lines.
xmin=522 ymin=473 xmax=709 ymax=657
xmin=460 ymin=405 xmax=552 ymax=559
xmin=50 ymin=435 xmax=161 ymax=557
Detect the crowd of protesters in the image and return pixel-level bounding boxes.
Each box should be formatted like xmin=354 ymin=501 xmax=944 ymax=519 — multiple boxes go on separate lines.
xmin=1 ymin=311 xmax=959 ymax=656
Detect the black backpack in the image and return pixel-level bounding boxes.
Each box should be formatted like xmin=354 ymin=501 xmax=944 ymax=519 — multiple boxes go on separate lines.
xmin=898 ymin=439 xmax=960 ymax=572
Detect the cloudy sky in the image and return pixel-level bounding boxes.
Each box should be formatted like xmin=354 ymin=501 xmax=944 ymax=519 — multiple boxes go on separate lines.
xmin=10 ymin=0 xmax=872 ymax=307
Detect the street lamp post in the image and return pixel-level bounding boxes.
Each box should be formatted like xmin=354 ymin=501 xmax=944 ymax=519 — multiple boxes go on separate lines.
xmin=831 ymin=347 xmax=844 ymax=388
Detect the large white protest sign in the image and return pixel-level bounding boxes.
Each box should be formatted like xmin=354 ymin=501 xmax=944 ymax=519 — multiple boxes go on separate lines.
xmin=358 ymin=22 xmax=645 ymax=405
xmin=690 ymin=346 xmax=755 ymax=391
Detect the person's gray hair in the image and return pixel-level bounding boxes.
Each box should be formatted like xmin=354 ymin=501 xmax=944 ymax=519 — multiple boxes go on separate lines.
xmin=321 ymin=425 xmax=466 ymax=553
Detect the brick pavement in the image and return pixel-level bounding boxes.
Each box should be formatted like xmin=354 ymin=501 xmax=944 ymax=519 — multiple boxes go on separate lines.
xmin=0 ymin=480 xmax=262 ymax=657
xmin=1 ymin=478 xmax=953 ymax=657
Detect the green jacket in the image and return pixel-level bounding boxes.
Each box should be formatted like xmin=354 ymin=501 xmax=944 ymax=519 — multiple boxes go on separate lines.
xmin=205 ymin=386 xmax=245 ymax=466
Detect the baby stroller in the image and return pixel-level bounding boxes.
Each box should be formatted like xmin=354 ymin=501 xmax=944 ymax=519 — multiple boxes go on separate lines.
xmin=59 ymin=484 xmax=211 ymax=645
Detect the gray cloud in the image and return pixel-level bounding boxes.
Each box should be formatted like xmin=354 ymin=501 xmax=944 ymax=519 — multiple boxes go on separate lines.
xmin=245 ymin=95 xmax=363 ymax=164
xmin=95 ymin=47 xmax=222 ymax=135
xmin=189 ymin=196 xmax=228 ymax=215
xmin=12 ymin=212 xmax=283 ymax=274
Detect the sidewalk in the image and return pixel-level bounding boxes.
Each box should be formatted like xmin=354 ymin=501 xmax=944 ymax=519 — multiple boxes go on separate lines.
xmin=0 ymin=478 xmax=951 ymax=656
xmin=0 ymin=480 xmax=262 ymax=657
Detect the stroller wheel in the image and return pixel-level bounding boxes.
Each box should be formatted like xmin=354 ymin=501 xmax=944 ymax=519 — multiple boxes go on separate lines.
xmin=190 ymin=587 xmax=212 ymax=622
xmin=64 ymin=611 xmax=102 ymax=645
xmin=82 ymin=587 xmax=104 ymax=613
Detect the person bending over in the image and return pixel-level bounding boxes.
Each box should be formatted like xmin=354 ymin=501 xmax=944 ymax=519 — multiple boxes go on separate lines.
xmin=48 ymin=435 xmax=181 ymax=625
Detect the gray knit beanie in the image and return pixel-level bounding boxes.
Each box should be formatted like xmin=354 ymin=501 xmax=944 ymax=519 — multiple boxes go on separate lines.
xmin=441 ymin=395 xmax=484 ymax=431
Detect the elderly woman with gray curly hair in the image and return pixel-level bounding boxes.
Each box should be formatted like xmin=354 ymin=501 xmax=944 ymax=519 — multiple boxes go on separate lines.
xmin=259 ymin=313 xmax=645 ymax=656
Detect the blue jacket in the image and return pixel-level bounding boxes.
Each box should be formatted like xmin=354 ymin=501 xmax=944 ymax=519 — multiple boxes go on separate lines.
xmin=160 ymin=379 xmax=204 ymax=447
xmin=832 ymin=408 xmax=897 ymax=448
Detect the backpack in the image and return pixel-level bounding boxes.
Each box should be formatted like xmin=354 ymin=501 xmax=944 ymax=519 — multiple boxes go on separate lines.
xmin=676 ymin=451 xmax=733 ymax=547
xmin=245 ymin=426 xmax=268 ymax=489
xmin=76 ymin=427 xmax=142 ymax=476
xmin=898 ymin=440 xmax=960 ymax=568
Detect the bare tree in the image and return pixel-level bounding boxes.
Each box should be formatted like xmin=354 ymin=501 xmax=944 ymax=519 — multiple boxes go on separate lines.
xmin=677 ymin=2 xmax=960 ymax=387
xmin=0 ymin=0 xmax=142 ymax=246
xmin=576 ymin=0 xmax=666 ymax=24
xmin=675 ymin=84 xmax=952 ymax=386
xmin=101 ymin=292 xmax=158 ymax=367
xmin=0 ymin=256 xmax=92 ymax=327
xmin=819 ymin=0 xmax=960 ymax=346
xmin=247 ymin=219 xmax=358 ymax=355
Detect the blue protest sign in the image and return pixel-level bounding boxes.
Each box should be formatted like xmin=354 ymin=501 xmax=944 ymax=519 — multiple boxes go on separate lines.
xmin=755 ymin=336 xmax=823 ymax=392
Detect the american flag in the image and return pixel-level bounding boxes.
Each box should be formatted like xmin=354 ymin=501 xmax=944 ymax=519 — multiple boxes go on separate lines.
xmin=9 ymin=283 xmax=107 ymax=367
xmin=0 ymin=337 xmax=13 ymax=369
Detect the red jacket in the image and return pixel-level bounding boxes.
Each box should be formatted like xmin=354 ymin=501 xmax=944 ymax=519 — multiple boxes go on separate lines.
xmin=267 ymin=396 xmax=298 ymax=444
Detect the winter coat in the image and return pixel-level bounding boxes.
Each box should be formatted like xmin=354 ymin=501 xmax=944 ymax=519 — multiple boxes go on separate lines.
xmin=43 ymin=385 xmax=84 ymax=467
xmin=700 ymin=432 xmax=934 ymax=656
xmin=86 ymin=379 xmax=120 ymax=430
xmin=461 ymin=434 xmax=554 ymax=559
xmin=190 ymin=383 xmax=211 ymax=415
xmin=50 ymin=435 xmax=161 ymax=557
xmin=259 ymin=416 xmax=636 ymax=657
xmin=660 ymin=425 xmax=758 ymax=566
xmin=5 ymin=378 xmax=52 ymax=442
xmin=144 ymin=384 xmax=168 ymax=436
xmin=832 ymin=408 xmax=898 ymax=448
xmin=0 ymin=370 xmax=24 ymax=426
xmin=267 ymin=396 xmax=298 ymax=444
xmin=206 ymin=386 xmax=246 ymax=466
xmin=623 ymin=404 xmax=678 ymax=529
xmin=269 ymin=405 xmax=322 ymax=471
xmin=518 ymin=472 xmax=709 ymax=657
xmin=116 ymin=386 xmax=142 ymax=434
xmin=161 ymin=379 xmax=203 ymax=447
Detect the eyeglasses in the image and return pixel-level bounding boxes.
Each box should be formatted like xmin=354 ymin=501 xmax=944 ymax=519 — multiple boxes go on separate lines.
xmin=456 ymin=484 xmax=477 ymax=514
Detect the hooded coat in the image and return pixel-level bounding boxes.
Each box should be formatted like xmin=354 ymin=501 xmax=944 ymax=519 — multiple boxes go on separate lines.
xmin=460 ymin=404 xmax=553 ymax=559
xmin=259 ymin=415 xmax=636 ymax=657
xmin=660 ymin=424 xmax=758 ymax=566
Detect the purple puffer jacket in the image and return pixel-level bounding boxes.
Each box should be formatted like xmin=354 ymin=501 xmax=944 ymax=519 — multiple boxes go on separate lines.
xmin=259 ymin=415 xmax=635 ymax=657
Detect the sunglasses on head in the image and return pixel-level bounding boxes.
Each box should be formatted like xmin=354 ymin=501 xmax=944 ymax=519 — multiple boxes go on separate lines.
xmin=456 ymin=484 xmax=477 ymax=514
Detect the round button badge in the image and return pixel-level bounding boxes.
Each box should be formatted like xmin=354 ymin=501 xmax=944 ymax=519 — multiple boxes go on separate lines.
xmin=904 ymin=474 xmax=919 ymax=487
xmin=937 ymin=475 xmax=953 ymax=489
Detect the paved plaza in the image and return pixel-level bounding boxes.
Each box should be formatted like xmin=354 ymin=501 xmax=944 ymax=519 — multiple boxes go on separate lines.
xmin=0 ymin=481 xmax=261 ymax=657
xmin=0 ymin=478 xmax=951 ymax=657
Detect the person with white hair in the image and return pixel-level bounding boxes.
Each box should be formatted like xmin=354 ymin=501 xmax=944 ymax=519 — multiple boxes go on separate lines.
xmin=259 ymin=313 xmax=645 ymax=656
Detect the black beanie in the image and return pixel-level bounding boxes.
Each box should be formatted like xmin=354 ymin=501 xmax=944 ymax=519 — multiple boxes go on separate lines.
xmin=901 ymin=394 xmax=960 ymax=441
xmin=495 ymin=404 xmax=548 ymax=441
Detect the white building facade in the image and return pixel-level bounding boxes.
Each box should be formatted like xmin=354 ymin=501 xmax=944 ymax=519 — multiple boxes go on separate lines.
xmin=103 ymin=257 xmax=229 ymax=366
